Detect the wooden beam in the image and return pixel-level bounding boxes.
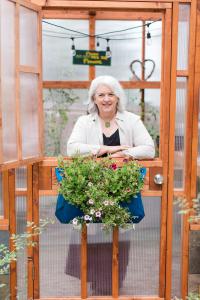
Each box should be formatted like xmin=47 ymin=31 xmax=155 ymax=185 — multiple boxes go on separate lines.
xmin=19 ymin=65 xmax=39 ymax=74
xmin=35 ymin=297 xmax=165 ymax=300
xmin=43 ymin=1 xmax=172 ymax=10
xmin=0 ymin=156 xmax=43 ymax=171
xmin=8 ymin=0 xmax=41 ymax=11
xmin=0 ymin=218 xmax=9 ymax=230
xmin=41 ymin=9 xmax=163 ymax=20
xmin=2 ymin=170 xmax=9 ymax=219
xmin=43 ymin=81 xmax=161 ymax=89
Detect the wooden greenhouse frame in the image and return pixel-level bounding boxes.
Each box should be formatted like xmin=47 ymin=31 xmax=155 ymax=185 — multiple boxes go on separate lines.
xmin=0 ymin=0 xmax=200 ymax=299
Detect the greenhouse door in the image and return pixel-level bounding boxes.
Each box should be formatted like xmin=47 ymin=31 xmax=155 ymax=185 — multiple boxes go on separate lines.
xmin=30 ymin=1 xmax=190 ymax=299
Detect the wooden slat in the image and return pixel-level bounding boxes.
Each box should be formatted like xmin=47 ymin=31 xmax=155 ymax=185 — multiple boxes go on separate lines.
xmin=0 ymin=156 xmax=43 ymax=171
xmin=38 ymin=10 xmax=44 ymax=157
xmin=81 ymin=224 xmax=87 ymax=299
xmin=42 ymin=1 xmax=172 ymax=9
xmin=16 ymin=3 xmax=22 ymax=161
xmin=191 ymin=12 xmax=200 ymax=198
xmin=2 ymin=170 xmax=9 ymax=219
xmin=41 ymin=9 xmax=163 ymax=20
xmin=159 ymin=9 xmax=171 ymax=297
xmin=39 ymin=166 xmax=52 ymax=190
xmin=40 ymin=157 xmax=163 ymax=167
xmin=112 ymin=227 xmax=119 ymax=298
xmin=33 ymin=163 xmax=40 ymax=299
xmin=190 ymin=223 xmax=200 ymax=231
xmin=89 ymin=14 xmax=95 ymax=80
xmin=43 ymin=80 xmax=161 ymax=89
xmin=181 ymin=0 xmax=197 ymax=298
xmin=8 ymin=168 xmax=17 ymax=300
xmin=176 ymin=70 xmax=188 ymax=77
xmin=0 ymin=218 xmax=9 ymax=231
xmin=27 ymin=165 xmax=34 ymax=299
xmin=165 ymin=3 xmax=179 ymax=299
xmin=35 ymin=297 xmax=165 ymax=300
xmin=9 ymin=0 xmax=41 ymax=10
xmin=19 ymin=65 xmax=39 ymax=73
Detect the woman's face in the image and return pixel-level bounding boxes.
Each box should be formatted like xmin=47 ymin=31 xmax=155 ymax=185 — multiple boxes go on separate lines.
xmin=93 ymin=84 xmax=118 ymax=116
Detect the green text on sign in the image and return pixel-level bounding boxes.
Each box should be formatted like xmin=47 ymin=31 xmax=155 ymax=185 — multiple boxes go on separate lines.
xmin=73 ymin=50 xmax=111 ymax=66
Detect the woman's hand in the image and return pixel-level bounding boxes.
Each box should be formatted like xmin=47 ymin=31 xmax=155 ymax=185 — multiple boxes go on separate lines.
xmin=110 ymin=151 xmax=129 ymax=158
xmin=97 ymin=145 xmax=130 ymax=156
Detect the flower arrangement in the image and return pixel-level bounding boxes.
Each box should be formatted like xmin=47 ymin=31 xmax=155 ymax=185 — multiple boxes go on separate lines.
xmin=57 ymin=156 xmax=145 ymax=230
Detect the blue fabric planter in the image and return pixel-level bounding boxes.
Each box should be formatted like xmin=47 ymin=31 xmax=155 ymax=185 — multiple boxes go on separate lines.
xmin=55 ymin=167 xmax=145 ymax=224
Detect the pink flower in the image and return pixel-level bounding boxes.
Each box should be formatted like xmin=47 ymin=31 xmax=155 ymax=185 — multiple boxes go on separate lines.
xmin=110 ymin=163 xmax=117 ymax=170
xmin=88 ymin=199 xmax=94 ymax=205
xmin=126 ymin=188 xmax=131 ymax=192
xmin=95 ymin=211 xmax=101 ymax=218
xmin=103 ymin=200 xmax=109 ymax=206
xmin=84 ymin=215 xmax=90 ymax=221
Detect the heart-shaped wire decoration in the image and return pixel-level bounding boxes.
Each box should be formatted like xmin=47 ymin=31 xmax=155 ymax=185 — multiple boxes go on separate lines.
xmin=130 ymin=59 xmax=155 ymax=81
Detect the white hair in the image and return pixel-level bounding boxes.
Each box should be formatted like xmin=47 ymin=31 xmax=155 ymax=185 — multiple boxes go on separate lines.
xmin=87 ymin=75 xmax=127 ymax=113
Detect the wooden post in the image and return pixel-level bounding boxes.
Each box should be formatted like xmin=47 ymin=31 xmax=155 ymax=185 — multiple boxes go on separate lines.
xmin=8 ymin=168 xmax=17 ymax=300
xmin=27 ymin=165 xmax=34 ymax=300
xmin=81 ymin=223 xmax=87 ymax=299
xmin=112 ymin=226 xmax=119 ymax=298
xmin=32 ymin=163 xmax=40 ymax=299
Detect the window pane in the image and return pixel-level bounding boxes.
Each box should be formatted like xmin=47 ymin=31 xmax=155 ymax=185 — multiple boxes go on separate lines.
xmin=95 ymin=20 xmax=142 ymax=80
xmin=42 ymin=20 xmax=89 ymax=80
xmin=177 ymin=4 xmax=190 ymax=70
xmin=1 ymin=0 xmax=18 ymax=162
xmin=20 ymin=73 xmax=39 ymax=158
xmin=20 ymin=6 xmax=38 ymax=66
xmin=145 ymin=20 xmax=162 ymax=81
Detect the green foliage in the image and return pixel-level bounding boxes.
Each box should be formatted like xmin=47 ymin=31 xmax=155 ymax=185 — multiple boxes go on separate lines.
xmin=174 ymin=194 xmax=200 ymax=223
xmin=43 ymin=89 xmax=79 ymax=156
xmin=186 ymin=293 xmax=200 ymax=300
xmin=0 ymin=218 xmax=54 ymax=289
xmin=58 ymin=156 xmax=145 ymax=230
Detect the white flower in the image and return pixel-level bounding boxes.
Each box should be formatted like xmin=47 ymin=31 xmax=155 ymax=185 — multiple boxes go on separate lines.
xmin=90 ymin=209 xmax=95 ymax=215
xmin=95 ymin=211 xmax=101 ymax=218
xmin=88 ymin=182 xmax=93 ymax=187
xmin=84 ymin=215 xmax=90 ymax=221
xmin=72 ymin=218 xmax=78 ymax=225
xmin=103 ymin=200 xmax=109 ymax=206
xmin=88 ymin=199 xmax=94 ymax=205
xmin=110 ymin=201 xmax=114 ymax=206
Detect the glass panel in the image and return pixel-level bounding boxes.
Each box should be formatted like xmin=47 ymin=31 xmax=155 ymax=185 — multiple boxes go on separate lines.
xmin=119 ymin=197 xmax=161 ymax=295
xmin=1 ymin=0 xmax=18 ymax=162
xmin=174 ymin=78 xmax=187 ymax=189
xmin=145 ymin=20 xmax=162 ymax=81
xmin=39 ymin=195 xmax=81 ymax=297
xmin=125 ymin=89 xmax=160 ymax=157
xmin=0 ymin=230 xmax=10 ymax=298
xmin=16 ymin=167 xmax=27 ymax=189
xmin=95 ymin=21 xmax=142 ymax=80
xmin=171 ymin=200 xmax=182 ymax=298
xmin=43 ymin=88 xmax=88 ymax=156
xmin=20 ymin=6 xmax=38 ymax=66
xmin=87 ymin=225 xmax=112 ymax=296
xmin=16 ymin=195 xmax=27 ymax=300
xmin=188 ymin=231 xmax=200 ymax=294
xmin=20 ymin=73 xmax=39 ymax=158
xmin=177 ymin=4 xmax=190 ymax=70
xmin=42 ymin=19 xmax=89 ymax=80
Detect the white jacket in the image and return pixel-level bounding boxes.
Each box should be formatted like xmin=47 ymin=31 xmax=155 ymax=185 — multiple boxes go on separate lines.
xmin=67 ymin=111 xmax=155 ymax=159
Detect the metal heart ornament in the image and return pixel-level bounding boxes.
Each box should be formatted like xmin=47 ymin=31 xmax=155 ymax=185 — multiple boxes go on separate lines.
xmin=129 ymin=59 xmax=155 ymax=81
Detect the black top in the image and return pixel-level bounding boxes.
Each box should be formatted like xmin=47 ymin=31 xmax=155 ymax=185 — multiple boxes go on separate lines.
xmin=103 ymin=129 xmax=120 ymax=146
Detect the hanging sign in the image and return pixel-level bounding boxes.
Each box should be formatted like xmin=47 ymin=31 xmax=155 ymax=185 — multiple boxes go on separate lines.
xmin=73 ymin=50 xmax=111 ymax=66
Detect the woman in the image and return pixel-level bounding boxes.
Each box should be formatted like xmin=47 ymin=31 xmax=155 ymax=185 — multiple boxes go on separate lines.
xmin=65 ymin=75 xmax=155 ymax=295
xmin=67 ymin=75 xmax=155 ymax=159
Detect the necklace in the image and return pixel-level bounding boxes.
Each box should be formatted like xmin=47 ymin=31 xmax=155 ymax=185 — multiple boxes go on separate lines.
xmin=105 ymin=121 xmax=111 ymax=128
